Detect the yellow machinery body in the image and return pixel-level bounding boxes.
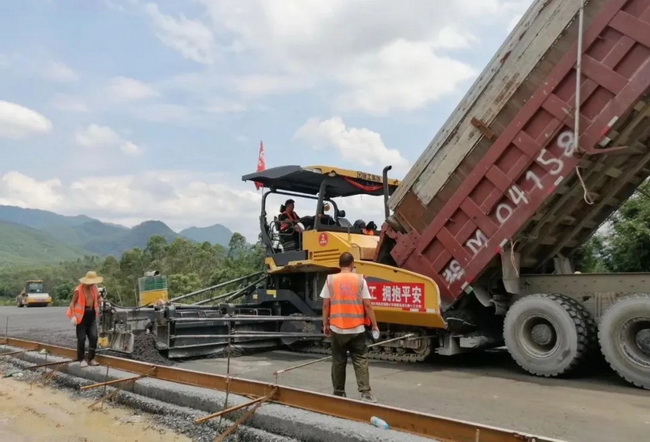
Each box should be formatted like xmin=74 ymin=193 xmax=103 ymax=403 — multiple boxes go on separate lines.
xmin=266 ymin=229 xmax=447 ymax=330
xmin=137 ymin=275 xmax=169 ymax=307
xmin=17 ymin=279 xmax=52 ymax=307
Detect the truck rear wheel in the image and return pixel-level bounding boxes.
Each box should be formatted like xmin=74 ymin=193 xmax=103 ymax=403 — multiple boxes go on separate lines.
xmin=504 ymin=294 xmax=590 ymax=377
xmin=598 ymin=294 xmax=650 ymax=390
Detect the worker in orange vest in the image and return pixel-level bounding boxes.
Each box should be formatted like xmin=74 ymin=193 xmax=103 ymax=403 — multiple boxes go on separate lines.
xmin=320 ymin=252 xmax=379 ymax=402
xmin=67 ymin=271 xmax=103 ymax=367
xmin=364 ymin=221 xmax=377 ymax=236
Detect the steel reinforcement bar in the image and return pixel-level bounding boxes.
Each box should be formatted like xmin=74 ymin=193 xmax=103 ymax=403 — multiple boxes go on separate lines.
xmin=0 ymin=337 xmax=560 ymax=442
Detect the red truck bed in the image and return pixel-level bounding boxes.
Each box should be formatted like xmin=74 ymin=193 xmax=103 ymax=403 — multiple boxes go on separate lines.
xmin=382 ymin=0 xmax=650 ymax=308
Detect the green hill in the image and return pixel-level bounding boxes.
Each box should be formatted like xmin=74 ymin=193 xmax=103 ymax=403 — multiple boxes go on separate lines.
xmin=180 ymin=224 xmax=233 ymax=246
xmin=0 ymin=221 xmax=89 ymax=268
xmin=84 ymin=220 xmax=182 ymax=256
xmin=0 ymin=205 xmax=95 ymax=229
xmin=0 ymin=206 xmax=236 ymax=264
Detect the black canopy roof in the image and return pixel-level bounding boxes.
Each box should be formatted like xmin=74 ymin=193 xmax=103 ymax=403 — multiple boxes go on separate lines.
xmin=242 ymin=165 xmax=400 ymax=198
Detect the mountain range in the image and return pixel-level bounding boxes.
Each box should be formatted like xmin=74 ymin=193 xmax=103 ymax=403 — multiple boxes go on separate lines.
xmin=0 ymin=205 xmax=234 ymax=267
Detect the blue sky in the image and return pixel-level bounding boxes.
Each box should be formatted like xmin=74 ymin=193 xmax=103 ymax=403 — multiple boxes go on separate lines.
xmin=0 ymin=0 xmax=531 ymax=241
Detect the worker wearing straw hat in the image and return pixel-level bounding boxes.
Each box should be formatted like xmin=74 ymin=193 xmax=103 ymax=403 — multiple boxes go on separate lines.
xmin=67 ymin=271 xmax=103 ymax=367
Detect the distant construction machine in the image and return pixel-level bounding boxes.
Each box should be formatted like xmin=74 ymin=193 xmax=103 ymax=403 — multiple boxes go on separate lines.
xmin=16 ymin=280 xmax=52 ymax=308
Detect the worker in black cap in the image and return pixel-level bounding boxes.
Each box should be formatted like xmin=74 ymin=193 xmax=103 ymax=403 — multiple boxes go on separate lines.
xmin=279 ymin=199 xmax=303 ymax=249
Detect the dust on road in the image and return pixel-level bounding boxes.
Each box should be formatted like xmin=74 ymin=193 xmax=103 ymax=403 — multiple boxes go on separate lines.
xmin=0 ymin=376 xmax=189 ymax=442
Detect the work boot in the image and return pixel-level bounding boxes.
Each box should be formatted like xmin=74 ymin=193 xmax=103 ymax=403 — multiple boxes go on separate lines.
xmin=361 ymin=392 xmax=377 ymax=403
xmin=333 ymin=391 xmax=346 ymax=398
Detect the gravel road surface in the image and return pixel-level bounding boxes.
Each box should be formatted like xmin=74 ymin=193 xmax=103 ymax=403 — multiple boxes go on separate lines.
xmin=3 ymin=306 xmax=649 ymax=442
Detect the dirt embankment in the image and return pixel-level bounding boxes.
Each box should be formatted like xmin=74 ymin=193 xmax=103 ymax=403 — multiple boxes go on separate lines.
xmin=0 ymin=376 xmax=189 ymax=442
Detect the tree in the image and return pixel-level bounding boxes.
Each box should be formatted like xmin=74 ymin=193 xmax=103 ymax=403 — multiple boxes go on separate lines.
xmin=0 ymin=229 xmax=264 ymax=307
xmin=227 ymin=232 xmax=248 ymax=259
xmin=145 ymin=235 xmax=169 ymax=268
xmin=168 ymin=273 xmax=202 ymax=296
xmin=54 ymin=281 xmax=76 ymax=303
xmin=576 ymin=180 xmax=650 ymax=273
xmin=604 ymin=186 xmax=650 ymax=272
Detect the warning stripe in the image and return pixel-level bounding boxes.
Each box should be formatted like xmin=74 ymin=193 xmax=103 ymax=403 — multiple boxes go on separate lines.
xmin=598 ymin=115 xmax=619 ymax=146
xmin=401 ymin=308 xmax=437 ymax=313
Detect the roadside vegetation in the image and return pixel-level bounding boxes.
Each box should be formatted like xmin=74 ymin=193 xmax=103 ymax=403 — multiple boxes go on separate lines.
xmin=0 ymin=233 xmax=263 ymax=306
xmin=576 ymin=180 xmax=650 ymax=273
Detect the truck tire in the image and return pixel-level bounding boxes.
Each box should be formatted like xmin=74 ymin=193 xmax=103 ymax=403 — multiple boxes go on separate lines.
xmin=598 ymin=294 xmax=650 ymax=390
xmin=504 ymin=294 xmax=590 ymax=377
xmin=561 ymin=295 xmax=601 ymax=367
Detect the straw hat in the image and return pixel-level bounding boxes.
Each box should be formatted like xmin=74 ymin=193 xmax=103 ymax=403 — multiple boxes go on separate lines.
xmin=79 ymin=271 xmax=104 ymax=285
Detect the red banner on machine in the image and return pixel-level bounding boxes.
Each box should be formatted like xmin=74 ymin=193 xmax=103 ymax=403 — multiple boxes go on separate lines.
xmin=367 ymin=282 xmax=425 ymax=310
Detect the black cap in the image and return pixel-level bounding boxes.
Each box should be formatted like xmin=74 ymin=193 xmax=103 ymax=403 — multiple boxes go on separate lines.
xmin=285 ymin=199 xmax=295 ymax=205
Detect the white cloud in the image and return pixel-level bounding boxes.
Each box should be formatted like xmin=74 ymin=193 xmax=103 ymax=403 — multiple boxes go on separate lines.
xmin=131 ymin=1 xmax=533 ymax=115
xmin=49 ymin=94 xmax=89 ymax=112
xmin=504 ymin=0 xmax=534 ymax=33
xmin=74 ymin=124 xmax=122 ymax=148
xmin=0 ymin=101 xmax=53 ymax=139
xmin=120 ymin=141 xmax=142 ymax=156
xmin=145 ymin=2 xmax=216 ymax=65
xmin=294 ymin=117 xmax=409 ymax=170
xmin=127 ymin=103 xmax=193 ymax=123
xmin=195 ymin=1 xmax=526 ymax=113
xmin=234 ymin=74 xmax=315 ymax=96
xmin=202 ymin=99 xmax=249 ymax=114
xmin=434 ymin=27 xmax=479 ymax=50
xmin=0 ymin=170 xmax=262 ymax=241
xmin=337 ymin=39 xmax=476 ymax=114
xmin=107 ymin=76 xmax=159 ymax=101
xmin=102 ymin=0 xmax=136 ymax=11
xmin=73 ymin=124 xmax=142 ymax=156
xmin=44 ymin=61 xmax=79 ymax=82
xmin=0 ymin=172 xmax=63 ymax=210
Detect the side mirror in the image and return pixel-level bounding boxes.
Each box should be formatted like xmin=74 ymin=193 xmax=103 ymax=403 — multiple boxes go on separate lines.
xmin=338 ymin=210 xmax=346 ymax=218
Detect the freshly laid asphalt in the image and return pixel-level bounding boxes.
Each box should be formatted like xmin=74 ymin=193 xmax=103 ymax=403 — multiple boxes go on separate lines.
xmin=2 ymin=306 xmax=648 ymax=442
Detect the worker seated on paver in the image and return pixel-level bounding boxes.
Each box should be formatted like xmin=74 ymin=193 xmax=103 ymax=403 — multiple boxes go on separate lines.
xmin=278 ymin=199 xmax=303 ymax=251
xmin=353 ymin=219 xmax=367 ymax=232
xmin=364 ymin=221 xmax=377 ymax=236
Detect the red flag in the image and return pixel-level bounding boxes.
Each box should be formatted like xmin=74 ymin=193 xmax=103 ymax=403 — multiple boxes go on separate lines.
xmin=255 ymin=141 xmax=265 ymax=190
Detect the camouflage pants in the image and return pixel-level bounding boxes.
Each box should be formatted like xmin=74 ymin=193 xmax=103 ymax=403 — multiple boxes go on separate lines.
xmin=330 ymin=331 xmax=371 ymax=395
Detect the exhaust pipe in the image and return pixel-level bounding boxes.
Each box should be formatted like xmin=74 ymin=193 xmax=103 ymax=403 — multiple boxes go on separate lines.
xmin=382 ymin=165 xmax=392 ymax=220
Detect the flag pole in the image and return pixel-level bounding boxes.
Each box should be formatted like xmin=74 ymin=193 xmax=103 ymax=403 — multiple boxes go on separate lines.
xmin=254 ymin=140 xmax=265 ymax=191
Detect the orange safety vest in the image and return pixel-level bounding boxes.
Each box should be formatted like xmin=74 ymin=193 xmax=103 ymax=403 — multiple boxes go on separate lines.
xmin=362 ymin=229 xmax=374 ymax=236
xmin=327 ymin=273 xmax=366 ymax=330
xmin=281 ymin=211 xmax=299 ymax=231
xmin=66 ymin=284 xmax=100 ymax=325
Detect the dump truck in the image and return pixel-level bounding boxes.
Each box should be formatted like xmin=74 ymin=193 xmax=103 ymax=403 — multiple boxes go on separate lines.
xmin=377 ymin=0 xmax=650 ymax=388
xmin=99 ymin=0 xmax=650 ymax=390
xmin=16 ymin=280 xmax=52 ymax=307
